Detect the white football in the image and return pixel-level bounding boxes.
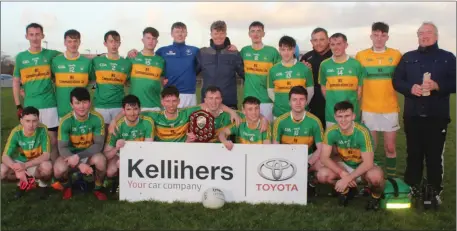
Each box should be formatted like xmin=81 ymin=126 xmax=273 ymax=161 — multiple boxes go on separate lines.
xmin=202 ymin=187 xmax=225 ymax=209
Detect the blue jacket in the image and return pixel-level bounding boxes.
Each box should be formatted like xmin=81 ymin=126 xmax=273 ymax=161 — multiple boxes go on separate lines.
xmin=156 ymin=42 xmax=199 ymax=94
xmin=197 ymin=38 xmax=244 ymax=107
xmin=393 ymin=42 xmax=456 ymax=119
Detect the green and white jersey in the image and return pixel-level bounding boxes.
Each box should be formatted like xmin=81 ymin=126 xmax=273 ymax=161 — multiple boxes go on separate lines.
xmin=324 ymin=122 xmax=374 ymax=168
xmin=51 ymin=54 xmax=93 ymax=118
xmin=240 ymin=45 xmax=280 ymax=103
xmin=318 ymin=57 xmax=364 ymax=123
xmin=107 ymin=115 xmax=155 ymax=147
xmin=2 ymin=124 xmax=50 ymax=162
xmin=273 ymin=112 xmax=323 ymax=154
xmin=92 ymin=55 xmax=132 ymax=109
xmin=226 ymin=119 xmax=271 ymax=144
xmin=268 ymin=61 xmax=313 ymax=117
xmin=58 ymin=111 xmax=105 ymax=153
xmin=13 ymin=48 xmax=61 ymax=109
xmin=129 ymin=53 xmax=165 ymax=108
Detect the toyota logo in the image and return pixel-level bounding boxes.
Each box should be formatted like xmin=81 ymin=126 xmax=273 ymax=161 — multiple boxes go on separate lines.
xmin=257 ymin=158 xmax=297 ymax=181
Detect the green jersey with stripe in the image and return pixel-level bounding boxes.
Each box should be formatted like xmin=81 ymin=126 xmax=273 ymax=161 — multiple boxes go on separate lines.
xmin=324 ymin=122 xmax=374 ymax=168
xmin=51 ymin=54 xmax=93 ymax=118
xmin=268 ymin=61 xmax=314 ymax=117
xmin=13 ymin=49 xmax=61 ymax=109
xmin=142 ymin=106 xmax=201 ymax=142
xmin=107 ymin=115 xmax=155 ymax=147
xmin=240 ymin=45 xmax=280 ymax=103
xmin=318 ymin=57 xmax=364 ymax=123
xmin=272 ymin=112 xmax=323 ymax=154
xmin=58 ymin=111 xmax=105 ymax=153
xmin=92 ymin=55 xmax=132 ymax=108
xmin=2 ymin=124 xmax=50 ymax=162
xmin=227 ymin=119 xmax=271 ymax=144
xmin=129 ymin=53 xmax=165 ymax=108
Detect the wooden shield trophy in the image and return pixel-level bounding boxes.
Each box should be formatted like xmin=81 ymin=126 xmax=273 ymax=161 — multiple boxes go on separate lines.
xmin=188 ymin=110 xmax=216 ymax=142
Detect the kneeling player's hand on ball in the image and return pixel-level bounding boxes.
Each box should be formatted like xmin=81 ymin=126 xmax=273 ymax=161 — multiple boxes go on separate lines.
xmin=223 ymin=141 xmax=234 ymax=151
xmin=116 ymin=139 xmax=126 ymax=150
xmin=66 ymin=155 xmax=80 ymax=168
xmin=79 ymin=163 xmax=93 ymax=175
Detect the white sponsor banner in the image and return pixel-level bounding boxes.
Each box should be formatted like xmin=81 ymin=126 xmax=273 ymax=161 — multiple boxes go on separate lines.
xmin=120 ymin=142 xmax=308 ymax=205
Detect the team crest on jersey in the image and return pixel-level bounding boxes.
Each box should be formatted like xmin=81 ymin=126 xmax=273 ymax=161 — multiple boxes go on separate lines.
xmin=253 ymin=54 xmax=260 ymax=61
xmin=285 ymin=70 xmax=293 ymax=78
xmin=166 ymin=50 xmax=176 ymax=56
xmin=186 ymin=49 xmax=192 ymax=55
xmin=145 ymin=58 xmax=151 ymax=65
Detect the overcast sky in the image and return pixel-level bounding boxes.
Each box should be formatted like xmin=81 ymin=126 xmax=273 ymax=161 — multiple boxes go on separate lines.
xmin=1 ymin=2 xmax=456 ymax=57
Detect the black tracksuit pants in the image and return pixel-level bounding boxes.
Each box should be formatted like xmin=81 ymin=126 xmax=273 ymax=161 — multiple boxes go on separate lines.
xmin=403 ymin=116 xmax=449 ymax=192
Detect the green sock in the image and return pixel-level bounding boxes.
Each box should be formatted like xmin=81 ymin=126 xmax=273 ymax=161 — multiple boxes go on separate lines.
xmin=386 ymin=157 xmax=396 ymax=178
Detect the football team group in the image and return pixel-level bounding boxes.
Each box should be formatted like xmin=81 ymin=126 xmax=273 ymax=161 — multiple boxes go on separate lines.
xmin=1 ymin=19 xmax=454 ymax=211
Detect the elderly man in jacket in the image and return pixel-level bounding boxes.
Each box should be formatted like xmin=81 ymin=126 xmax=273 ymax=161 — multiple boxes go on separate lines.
xmin=393 ymin=21 xmax=456 ymax=207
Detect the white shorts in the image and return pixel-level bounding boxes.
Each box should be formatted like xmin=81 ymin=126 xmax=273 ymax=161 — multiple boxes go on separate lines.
xmin=326 ymin=121 xmax=336 ymax=129
xmin=338 ymin=161 xmax=362 ymax=183
xmin=260 ymin=103 xmax=273 ymax=122
xmin=362 ymin=112 xmax=400 ymax=132
xmin=141 ymin=107 xmax=161 ymax=112
xmin=80 ymin=157 xmax=89 ymax=164
xmin=95 ymin=108 xmax=122 ymax=124
xmin=179 ymin=94 xmax=197 ymax=108
xmin=39 ymin=107 xmax=59 ymax=129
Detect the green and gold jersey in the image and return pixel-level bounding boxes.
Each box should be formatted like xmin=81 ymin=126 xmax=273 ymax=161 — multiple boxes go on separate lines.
xmin=268 ymin=61 xmax=313 ymax=117
xmin=240 ymin=45 xmax=280 ymax=103
xmin=273 ymin=112 xmax=323 ymax=154
xmin=92 ymin=55 xmax=132 ymax=108
xmin=142 ymin=106 xmax=201 ymax=142
xmin=2 ymin=124 xmax=50 ymax=162
xmin=318 ymin=57 xmax=364 ymax=123
xmin=226 ymin=119 xmax=271 ymax=144
xmin=51 ymin=54 xmax=93 ymax=118
xmin=13 ymin=48 xmax=61 ymax=109
xmin=58 ymin=111 xmax=105 ymax=153
xmin=355 ymin=48 xmax=402 ymax=113
xmin=324 ymin=122 xmax=374 ymax=168
xmin=129 ymin=53 xmax=165 ymax=108
xmin=107 ymin=115 xmax=155 ymax=147
xmin=143 ymin=107 xmax=234 ymax=143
